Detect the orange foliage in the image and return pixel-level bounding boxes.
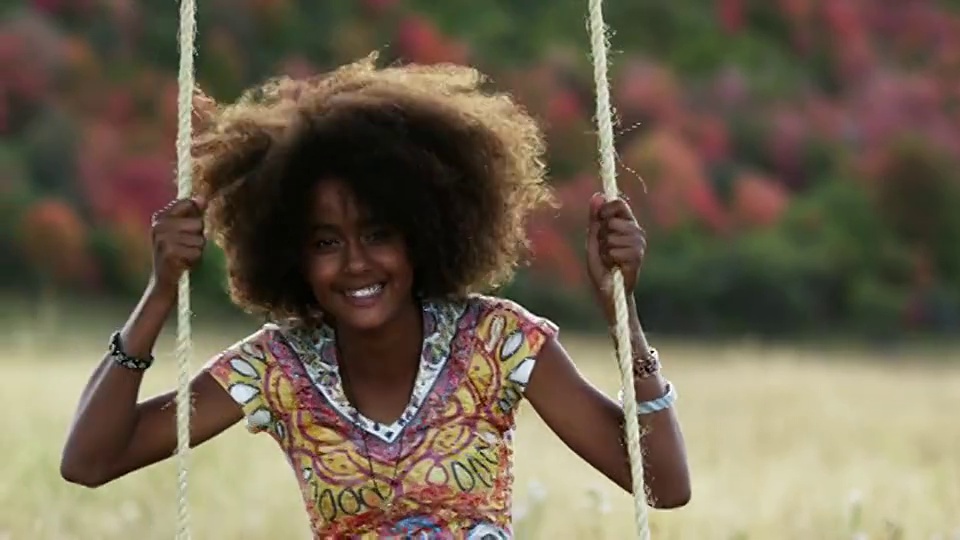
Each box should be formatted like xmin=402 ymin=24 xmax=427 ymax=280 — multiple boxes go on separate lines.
xmin=249 ymin=0 xmax=290 ymax=21
xmin=61 ymin=35 xmax=96 ymax=75
xmin=19 ymin=199 xmax=90 ymax=283
xmin=331 ymin=20 xmax=379 ymax=62
xmin=113 ymin=209 xmax=153 ymax=283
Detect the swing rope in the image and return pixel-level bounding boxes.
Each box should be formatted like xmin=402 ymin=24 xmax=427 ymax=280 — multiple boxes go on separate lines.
xmin=587 ymin=0 xmax=653 ymax=539
xmin=174 ymin=0 xmax=198 ymax=538
xmin=170 ymin=1 xmax=650 ymax=538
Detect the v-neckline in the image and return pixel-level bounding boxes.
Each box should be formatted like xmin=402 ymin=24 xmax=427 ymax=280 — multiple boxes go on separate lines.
xmin=280 ymin=299 xmax=467 ymax=444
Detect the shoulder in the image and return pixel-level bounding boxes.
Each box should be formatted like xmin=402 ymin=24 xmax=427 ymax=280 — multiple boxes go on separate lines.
xmin=201 ymin=324 xmax=292 ymax=432
xmin=204 ymin=323 xmax=288 ymax=375
xmin=224 ymin=323 xmax=287 ymax=355
xmin=462 ymin=294 xmax=559 ymax=365
xmin=467 ymin=294 xmax=559 ymax=336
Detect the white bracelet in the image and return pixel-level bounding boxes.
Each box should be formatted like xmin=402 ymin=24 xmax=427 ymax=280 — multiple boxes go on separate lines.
xmin=618 ymin=381 xmax=678 ymax=415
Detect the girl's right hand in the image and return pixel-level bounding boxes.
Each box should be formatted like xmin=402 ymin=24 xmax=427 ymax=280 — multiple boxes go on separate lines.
xmin=149 ymin=197 xmax=207 ymax=295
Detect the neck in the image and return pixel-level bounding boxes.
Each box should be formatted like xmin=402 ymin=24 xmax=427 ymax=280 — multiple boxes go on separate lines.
xmin=334 ymin=299 xmax=423 ymax=380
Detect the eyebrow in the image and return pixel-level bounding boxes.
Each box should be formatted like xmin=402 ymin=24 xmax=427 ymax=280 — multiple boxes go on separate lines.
xmin=313 ymin=217 xmax=389 ymax=229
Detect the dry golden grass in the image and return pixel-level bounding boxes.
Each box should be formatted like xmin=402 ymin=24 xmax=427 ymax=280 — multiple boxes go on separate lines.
xmin=2 ymin=318 xmax=959 ymax=540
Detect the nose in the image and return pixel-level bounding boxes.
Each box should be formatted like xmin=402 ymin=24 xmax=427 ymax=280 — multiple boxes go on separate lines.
xmin=343 ymin=238 xmax=372 ymax=274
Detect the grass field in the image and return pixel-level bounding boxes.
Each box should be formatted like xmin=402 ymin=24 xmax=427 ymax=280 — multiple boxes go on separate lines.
xmin=2 ymin=314 xmax=959 ymax=540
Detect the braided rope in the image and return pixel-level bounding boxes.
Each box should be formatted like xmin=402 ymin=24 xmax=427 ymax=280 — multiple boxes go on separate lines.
xmin=174 ymin=0 xmax=198 ymax=538
xmin=586 ymin=1 xmax=652 ymax=539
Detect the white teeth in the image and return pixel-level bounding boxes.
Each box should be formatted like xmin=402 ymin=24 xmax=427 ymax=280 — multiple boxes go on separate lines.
xmin=345 ymin=284 xmax=383 ymax=298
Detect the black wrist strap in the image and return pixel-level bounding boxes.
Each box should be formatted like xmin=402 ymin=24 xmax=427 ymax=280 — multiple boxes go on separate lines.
xmin=108 ymin=331 xmax=154 ymax=371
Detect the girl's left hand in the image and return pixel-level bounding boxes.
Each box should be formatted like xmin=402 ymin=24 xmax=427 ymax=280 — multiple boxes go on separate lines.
xmin=585 ymin=192 xmax=647 ymax=319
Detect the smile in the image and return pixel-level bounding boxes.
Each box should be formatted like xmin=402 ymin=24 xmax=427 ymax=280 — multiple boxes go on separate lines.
xmin=344 ymin=283 xmax=385 ymax=299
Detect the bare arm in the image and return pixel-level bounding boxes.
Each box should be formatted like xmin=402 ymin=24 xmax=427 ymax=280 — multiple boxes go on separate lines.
xmin=59 ymin=281 xmax=243 ymax=487
xmin=524 ymin=296 xmax=691 ymax=508
xmin=60 ymin=197 xmax=244 ymax=487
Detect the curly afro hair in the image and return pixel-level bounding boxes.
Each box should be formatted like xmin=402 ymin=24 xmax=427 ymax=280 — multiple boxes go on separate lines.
xmin=191 ymin=53 xmax=556 ymax=321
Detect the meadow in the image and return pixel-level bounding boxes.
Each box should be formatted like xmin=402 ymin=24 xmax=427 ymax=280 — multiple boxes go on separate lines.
xmin=2 ymin=309 xmax=959 ymax=540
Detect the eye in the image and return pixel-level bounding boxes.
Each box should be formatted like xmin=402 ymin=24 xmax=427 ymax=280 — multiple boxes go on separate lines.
xmin=362 ymin=227 xmax=393 ymax=244
xmin=313 ymin=237 xmax=341 ymax=251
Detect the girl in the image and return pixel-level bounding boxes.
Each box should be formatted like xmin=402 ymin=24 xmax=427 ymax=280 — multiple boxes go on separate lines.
xmin=61 ymin=55 xmax=690 ymax=538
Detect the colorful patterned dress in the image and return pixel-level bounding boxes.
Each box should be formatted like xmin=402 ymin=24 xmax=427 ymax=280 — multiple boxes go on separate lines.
xmin=205 ymin=294 xmax=557 ymax=539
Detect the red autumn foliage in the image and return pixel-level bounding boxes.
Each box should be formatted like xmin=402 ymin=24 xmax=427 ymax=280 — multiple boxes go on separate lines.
xmin=615 ymin=61 xmax=683 ymax=127
xmin=6 ymin=1 xmax=960 ymax=318
xmin=730 ymin=172 xmax=791 ymax=230
xmin=621 ymin=127 xmax=729 ymax=233
xmin=684 ymin=113 xmax=730 ymax=165
xmin=396 ymin=15 xmax=469 ymax=66
xmin=278 ymin=55 xmax=317 ymax=80
xmin=545 ymin=88 xmax=584 ymax=129
xmin=767 ymin=108 xmax=808 ymax=188
xmin=717 ymin=0 xmax=745 ymax=34
xmin=526 ymin=215 xmax=584 ymax=289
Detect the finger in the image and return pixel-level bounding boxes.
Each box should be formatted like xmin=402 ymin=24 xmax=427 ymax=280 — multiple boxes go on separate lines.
xmin=598 ymin=198 xmax=635 ymax=221
xmin=164 ymin=198 xmax=205 ymax=218
xmin=599 ymin=215 xmax=641 ymax=237
xmin=171 ymin=246 xmax=204 ymax=266
xmin=607 ymin=247 xmax=643 ymax=267
xmin=603 ymin=217 xmax=643 ymax=234
xmin=589 ymin=192 xmax=605 ymax=222
xmin=587 ymin=193 xmax=603 ymax=251
xmin=190 ymin=195 xmax=208 ymax=213
xmin=604 ymin=233 xmax=646 ymax=250
xmin=175 ymin=232 xmax=206 ymax=249
xmin=155 ymin=217 xmax=204 ymax=234
xmin=600 ymin=248 xmax=616 ymax=270
xmin=151 ymin=199 xmax=179 ymax=225
xmin=183 ymin=246 xmax=204 ymax=263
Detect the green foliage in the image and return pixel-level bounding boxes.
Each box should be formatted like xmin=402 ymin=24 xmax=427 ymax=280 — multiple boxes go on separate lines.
xmin=635 ymin=224 xmax=835 ymax=336
xmin=499 ymin=272 xmax=605 ymax=331
xmin=4 ymin=0 xmax=960 ymax=339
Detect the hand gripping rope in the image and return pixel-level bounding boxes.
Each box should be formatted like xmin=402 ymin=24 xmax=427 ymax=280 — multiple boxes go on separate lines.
xmin=170 ymin=0 xmax=651 ymax=538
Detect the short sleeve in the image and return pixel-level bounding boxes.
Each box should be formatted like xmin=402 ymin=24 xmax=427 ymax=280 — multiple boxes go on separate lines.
xmin=475 ymin=296 xmax=558 ymax=417
xmin=203 ymin=327 xmax=276 ymax=434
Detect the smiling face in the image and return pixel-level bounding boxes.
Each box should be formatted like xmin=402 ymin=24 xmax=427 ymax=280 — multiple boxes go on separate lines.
xmin=304 ymin=178 xmax=416 ymax=332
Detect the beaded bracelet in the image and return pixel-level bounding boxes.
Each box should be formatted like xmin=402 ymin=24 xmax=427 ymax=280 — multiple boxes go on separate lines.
xmin=107 ymin=331 xmax=154 ymax=371
xmin=618 ymin=381 xmax=678 ymax=415
xmin=633 ymin=347 xmax=661 ymax=378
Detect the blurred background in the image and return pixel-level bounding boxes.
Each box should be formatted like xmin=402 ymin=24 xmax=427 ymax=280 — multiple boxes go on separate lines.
xmin=2 ymin=1 xmax=959 ymax=539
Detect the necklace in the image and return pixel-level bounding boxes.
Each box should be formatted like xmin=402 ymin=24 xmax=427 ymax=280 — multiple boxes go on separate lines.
xmin=353 ymin=412 xmax=405 ymax=513
xmin=339 ymin=365 xmax=406 ymax=513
